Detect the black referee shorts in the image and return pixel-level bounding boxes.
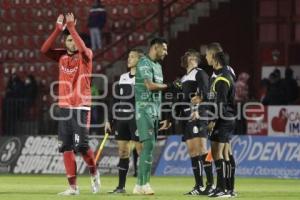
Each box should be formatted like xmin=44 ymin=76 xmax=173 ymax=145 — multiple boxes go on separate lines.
xmin=58 ymin=108 xmax=90 ymax=154
xmin=182 ymin=119 xmax=208 ymax=141
xmin=114 ymin=118 xmax=139 ymax=142
xmin=209 ymin=120 xmax=235 ymax=143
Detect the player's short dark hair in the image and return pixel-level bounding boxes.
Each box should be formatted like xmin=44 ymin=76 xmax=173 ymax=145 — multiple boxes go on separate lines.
xmin=130 ymin=48 xmax=144 ymax=57
xmin=150 ymin=37 xmax=168 ymax=47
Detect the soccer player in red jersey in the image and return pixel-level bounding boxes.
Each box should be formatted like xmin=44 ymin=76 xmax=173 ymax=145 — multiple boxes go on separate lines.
xmin=41 ymin=13 xmax=100 ymax=195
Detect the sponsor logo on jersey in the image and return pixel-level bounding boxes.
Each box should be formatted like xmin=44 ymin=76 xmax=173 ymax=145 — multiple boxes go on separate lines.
xmin=60 ymin=65 xmax=78 ymax=74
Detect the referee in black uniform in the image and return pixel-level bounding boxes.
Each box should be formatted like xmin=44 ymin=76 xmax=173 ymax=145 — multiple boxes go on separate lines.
xmin=205 ymin=43 xmax=236 ymax=198
xmin=105 ymin=49 xmax=144 ymax=193
xmin=176 ymin=50 xmax=214 ymax=195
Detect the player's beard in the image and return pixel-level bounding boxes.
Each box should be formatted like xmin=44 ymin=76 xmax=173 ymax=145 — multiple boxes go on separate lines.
xmin=67 ymin=46 xmax=77 ymax=54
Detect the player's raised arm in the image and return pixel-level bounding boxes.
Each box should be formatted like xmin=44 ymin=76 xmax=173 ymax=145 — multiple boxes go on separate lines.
xmin=65 ymin=13 xmax=92 ymax=60
xmin=40 ymin=14 xmax=66 ymax=60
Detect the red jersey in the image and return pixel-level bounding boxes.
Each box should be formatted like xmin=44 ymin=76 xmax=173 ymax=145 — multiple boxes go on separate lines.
xmin=41 ymin=22 xmax=93 ymax=109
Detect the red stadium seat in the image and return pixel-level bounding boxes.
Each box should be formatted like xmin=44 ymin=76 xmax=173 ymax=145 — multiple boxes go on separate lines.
xmin=1 ymin=0 xmax=11 ymax=10
xmin=109 ymin=7 xmax=120 ymax=20
xmin=15 ymin=50 xmax=25 ymax=62
xmin=129 ymin=0 xmax=141 ymax=5
xmin=27 ymin=50 xmax=37 ymax=62
xmin=145 ymin=4 xmax=157 ymax=16
xmin=145 ymin=19 xmax=158 ymax=33
xmin=103 ymin=50 xmax=114 ymax=61
xmin=131 ymin=6 xmax=146 ymax=19
xmin=0 ymin=51 xmax=5 ymax=62
xmin=2 ymin=10 xmax=13 ymax=22
xmin=4 ymin=37 xmax=14 ymax=50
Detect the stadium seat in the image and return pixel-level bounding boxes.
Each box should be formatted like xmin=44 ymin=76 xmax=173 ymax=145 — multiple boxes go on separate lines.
xmin=2 ymin=10 xmax=13 ymax=23
xmin=27 ymin=50 xmax=36 ymax=62
xmin=4 ymin=37 xmax=14 ymax=50
xmin=103 ymin=50 xmax=114 ymax=62
xmin=145 ymin=4 xmax=157 ymax=16
xmin=131 ymin=6 xmax=146 ymax=19
xmin=145 ymin=19 xmax=158 ymax=33
xmin=0 ymin=51 xmax=5 ymax=62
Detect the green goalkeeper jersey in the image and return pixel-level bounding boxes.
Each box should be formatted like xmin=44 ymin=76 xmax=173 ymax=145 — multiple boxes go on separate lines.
xmin=135 ymin=56 xmax=163 ymax=118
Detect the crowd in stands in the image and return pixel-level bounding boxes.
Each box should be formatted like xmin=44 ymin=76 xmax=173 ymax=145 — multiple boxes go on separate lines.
xmin=260 ymin=68 xmax=299 ymax=105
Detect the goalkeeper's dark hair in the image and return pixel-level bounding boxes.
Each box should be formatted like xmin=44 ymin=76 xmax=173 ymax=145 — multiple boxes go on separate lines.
xmin=150 ymin=37 xmax=168 ymax=47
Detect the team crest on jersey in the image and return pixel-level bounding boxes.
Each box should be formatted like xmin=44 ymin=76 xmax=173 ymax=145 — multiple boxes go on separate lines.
xmin=149 ymin=129 xmax=154 ymax=135
xmin=136 ymin=113 xmax=141 ymax=120
xmin=193 ymin=126 xmax=199 ymax=134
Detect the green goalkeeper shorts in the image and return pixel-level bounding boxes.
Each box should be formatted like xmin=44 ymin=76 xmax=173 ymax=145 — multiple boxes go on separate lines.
xmin=136 ymin=106 xmax=159 ymax=142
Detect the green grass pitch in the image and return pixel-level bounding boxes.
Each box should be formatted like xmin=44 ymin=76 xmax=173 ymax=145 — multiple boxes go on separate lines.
xmin=0 ymin=175 xmax=299 ymax=200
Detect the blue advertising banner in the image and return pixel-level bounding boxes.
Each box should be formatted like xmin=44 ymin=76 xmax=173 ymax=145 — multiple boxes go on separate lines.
xmin=154 ymin=135 xmax=192 ymax=176
xmin=232 ymin=135 xmax=300 ymax=178
xmin=155 ymin=135 xmax=300 ymax=178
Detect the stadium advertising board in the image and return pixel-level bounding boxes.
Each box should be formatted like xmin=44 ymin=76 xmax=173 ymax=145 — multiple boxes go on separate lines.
xmin=232 ymin=135 xmax=300 ymax=178
xmin=268 ymin=106 xmax=300 ymax=136
xmin=0 ymin=135 xmax=165 ymax=175
xmin=246 ymin=105 xmax=268 ymax=135
xmin=0 ymin=137 xmax=23 ymax=173
xmin=155 ymin=135 xmax=192 ymax=176
xmin=12 ymin=136 xmax=100 ymax=174
xmin=155 ymin=135 xmax=300 ymax=178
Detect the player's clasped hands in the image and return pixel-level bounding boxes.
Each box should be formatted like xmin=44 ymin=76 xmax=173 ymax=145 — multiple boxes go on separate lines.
xmin=65 ymin=13 xmax=75 ymax=23
xmin=56 ymin=14 xmax=65 ymax=31
xmin=56 ymin=13 xmax=77 ymax=31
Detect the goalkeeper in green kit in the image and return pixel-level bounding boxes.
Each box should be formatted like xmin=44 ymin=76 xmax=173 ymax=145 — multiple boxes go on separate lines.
xmin=133 ymin=37 xmax=181 ymax=195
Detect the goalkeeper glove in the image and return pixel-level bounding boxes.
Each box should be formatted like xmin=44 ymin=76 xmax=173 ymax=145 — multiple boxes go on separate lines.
xmin=167 ymin=79 xmax=182 ymax=91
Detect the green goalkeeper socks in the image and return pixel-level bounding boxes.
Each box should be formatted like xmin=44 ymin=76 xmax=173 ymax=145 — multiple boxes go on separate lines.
xmin=137 ymin=138 xmax=155 ymax=185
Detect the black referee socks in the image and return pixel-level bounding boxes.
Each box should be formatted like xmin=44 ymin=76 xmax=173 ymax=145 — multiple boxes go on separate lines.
xmin=118 ymin=158 xmax=130 ymax=189
xmin=191 ymin=156 xmax=204 ymax=187
xmin=215 ymin=159 xmax=226 ymax=191
xmin=229 ymin=154 xmax=236 ymax=191
xmin=200 ymin=154 xmax=214 ymax=186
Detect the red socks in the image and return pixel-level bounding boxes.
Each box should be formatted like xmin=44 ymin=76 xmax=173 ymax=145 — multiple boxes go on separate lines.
xmin=81 ymin=148 xmax=97 ymax=176
xmin=63 ymin=151 xmax=77 ymax=188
